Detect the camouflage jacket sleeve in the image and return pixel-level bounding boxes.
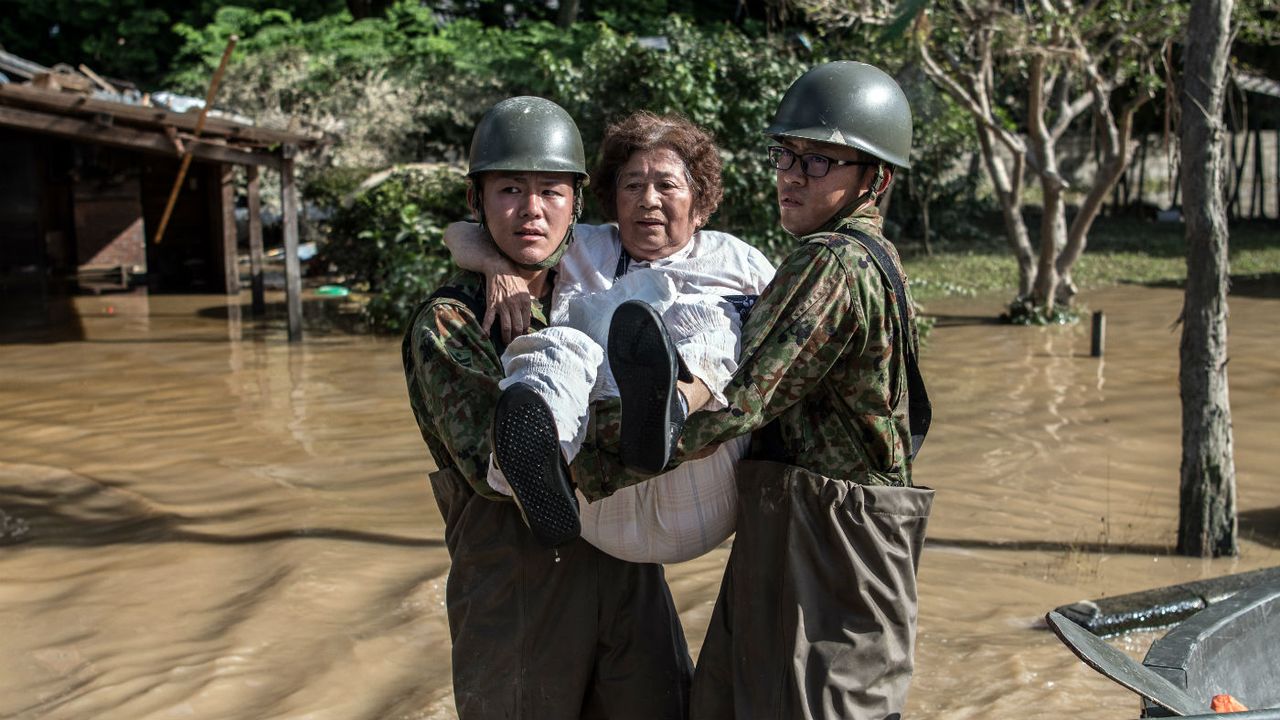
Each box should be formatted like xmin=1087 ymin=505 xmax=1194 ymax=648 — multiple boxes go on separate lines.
xmin=572 ymin=240 xmax=867 ymax=501
xmin=403 ymin=297 xmax=506 ymax=500
xmin=675 ymin=241 xmax=867 ymax=454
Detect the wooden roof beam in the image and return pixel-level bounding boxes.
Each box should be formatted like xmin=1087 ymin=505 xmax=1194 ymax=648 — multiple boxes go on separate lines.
xmin=0 ymin=103 xmax=283 ymax=169
xmin=0 ymin=83 xmax=324 ymax=148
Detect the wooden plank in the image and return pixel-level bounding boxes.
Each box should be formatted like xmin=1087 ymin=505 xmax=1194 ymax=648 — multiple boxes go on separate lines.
xmin=0 ymin=83 xmax=323 ymax=147
xmin=0 ymin=103 xmax=282 ymax=168
xmin=247 ymin=165 xmax=266 ymax=314
xmin=216 ymin=164 xmax=240 ymax=295
xmin=281 ymin=159 xmax=303 ymax=342
xmin=77 ymin=64 xmax=116 ymax=94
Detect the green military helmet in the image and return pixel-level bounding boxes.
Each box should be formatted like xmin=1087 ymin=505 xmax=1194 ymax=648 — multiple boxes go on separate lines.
xmin=765 ymin=61 xmax=913 ymax=169
xmin=468 ymin=96 xmax=588 ymax=179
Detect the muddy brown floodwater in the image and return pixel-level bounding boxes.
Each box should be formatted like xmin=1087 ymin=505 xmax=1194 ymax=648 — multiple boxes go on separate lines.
xmin=2 ymin=282 xmax=1278 ymax=720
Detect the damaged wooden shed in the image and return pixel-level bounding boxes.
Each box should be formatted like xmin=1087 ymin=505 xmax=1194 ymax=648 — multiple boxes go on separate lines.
xmin=0 ymin=55 xmax=327 ymax=341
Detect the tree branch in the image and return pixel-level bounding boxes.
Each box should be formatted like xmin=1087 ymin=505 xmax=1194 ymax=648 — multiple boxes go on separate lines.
xmin=1059 ymin=93 xmax=1149 ymax=275
xmin=1051 ymin=90 xmax=1095 ymax=140
xmin=918 ymin=32 xmax=1027 ymax=157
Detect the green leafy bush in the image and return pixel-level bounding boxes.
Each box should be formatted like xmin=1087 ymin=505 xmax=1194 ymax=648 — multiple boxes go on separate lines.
xmin=168 ymin=4 xmax=996 ymax=331
xmin=324 ymin=165 xmax=469 ymax=332
xmin=540 ymin=16 xmax=810 ymax=260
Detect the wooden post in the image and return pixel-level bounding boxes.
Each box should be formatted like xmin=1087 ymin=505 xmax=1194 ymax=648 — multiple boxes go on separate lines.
xmin=247 ymin=165 xmax=265 ymax=314
xmin=1090 ymin=311 xmax=1105 ymax=357
xmin=281 ymin=154 xmax=303 ymax=342
xmin=226 ymin=293 xmax=243 ymax=342
xmin=1252 ymin=128 xmax=1263 ymax=219
xmin=218 ymin=163 xmax=240 ymax=295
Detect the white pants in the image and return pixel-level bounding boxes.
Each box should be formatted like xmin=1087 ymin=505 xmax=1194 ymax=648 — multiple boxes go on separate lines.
xmin=488 ymin=267 xmax=744 ymax=563
xmin=577 ymin=435 xmax=746 ymax=564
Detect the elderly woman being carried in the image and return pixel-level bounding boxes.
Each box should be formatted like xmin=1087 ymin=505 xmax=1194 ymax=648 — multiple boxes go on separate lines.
xmin=445 ymin=111 xmax=773 ymax=564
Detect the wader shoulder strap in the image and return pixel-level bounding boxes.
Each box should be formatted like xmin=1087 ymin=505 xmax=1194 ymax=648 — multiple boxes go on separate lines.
xmin=842 ymin=229 xmax=932 ymax=459
xmin=425 ymin=284 xmax=507 ymax=354
xmin=426 ymin=268 xmax=556 ymax=356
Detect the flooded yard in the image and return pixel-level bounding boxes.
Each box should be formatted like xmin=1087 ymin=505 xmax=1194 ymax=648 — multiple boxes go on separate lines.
xmin=2 ymin=282 xmax=1278 ymax=719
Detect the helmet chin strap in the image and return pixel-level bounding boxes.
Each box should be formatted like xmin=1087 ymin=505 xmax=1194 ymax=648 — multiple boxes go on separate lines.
xmin=808 ymin=162 xmax=888 ymax=236
xmin=866 ymin=163 xmax=888 ymax=203
xmin=475 ymin=179 xmax=585 ymax=271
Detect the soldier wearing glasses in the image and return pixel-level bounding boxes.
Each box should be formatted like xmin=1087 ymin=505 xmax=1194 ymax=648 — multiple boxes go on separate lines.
xmin=593 ymin=61 xmax=936 ymax=719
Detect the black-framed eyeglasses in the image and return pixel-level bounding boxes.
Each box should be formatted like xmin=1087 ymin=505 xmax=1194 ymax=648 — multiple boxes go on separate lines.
xmin=767 ymin=146 xmax=879 ymax=178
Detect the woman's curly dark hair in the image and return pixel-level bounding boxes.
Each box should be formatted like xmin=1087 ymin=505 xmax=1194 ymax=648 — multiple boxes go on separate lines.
xmin=593 ymin=111 xmax=724 ymax=226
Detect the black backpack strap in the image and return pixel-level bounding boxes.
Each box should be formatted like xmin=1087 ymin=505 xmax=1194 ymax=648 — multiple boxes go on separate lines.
xmin=426 ymin=283 xmax=507 ymax=354
xmin=841 ymin=229 xmax=932 ymax=459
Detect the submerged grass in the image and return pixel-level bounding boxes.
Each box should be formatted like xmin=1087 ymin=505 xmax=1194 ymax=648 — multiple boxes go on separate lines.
xmin=901 ymin=219 xmax=1280 ymax=305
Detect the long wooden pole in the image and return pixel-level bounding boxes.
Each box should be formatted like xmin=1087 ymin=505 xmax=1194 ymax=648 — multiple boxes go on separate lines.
xmin=152 ymin=35 xmax=237 ymax=245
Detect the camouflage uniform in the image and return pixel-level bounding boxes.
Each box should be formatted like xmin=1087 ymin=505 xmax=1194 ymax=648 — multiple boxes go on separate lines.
xmin=578 ymin=204 xmax=934 ymax=720
xmin=403 ymin=270 xmax=693 ymax=720
xmin=576 ymin=205 xmax=916 ymax=494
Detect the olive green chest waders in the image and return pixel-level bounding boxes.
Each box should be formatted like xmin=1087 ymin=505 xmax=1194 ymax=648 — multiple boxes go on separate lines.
xmin=688 ymin=463 xmax=932 ymax=720
xmin=689 ymin=231 xmax=933 ymax=720
xmin=431 ymin=466 xmax=693 ymax=720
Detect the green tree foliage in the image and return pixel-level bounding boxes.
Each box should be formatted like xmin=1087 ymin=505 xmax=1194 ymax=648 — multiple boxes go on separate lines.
xmin=323 ymin=165 xmax=469 ymax=333
xmin=540 ymin=17 xmax=810 ymax=257
xmin=897 ymin=66 xmax=983 ymax=251
xmin=0 ymin=1 xmax=343 ymax=84
xmin=163 ymin=2 xmax=985 ymax=330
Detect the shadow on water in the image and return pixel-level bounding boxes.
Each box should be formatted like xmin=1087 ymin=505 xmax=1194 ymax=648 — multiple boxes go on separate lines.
xmin=926 ymin=313 xmax=1006 ymax=328
xmin=195 ymin=298 xmax=374 ymax=336
xmin=926 ymin=537 xmax=1173 ymax=556
xmin=1240 ymin=506 xmax=1280 ymax=549
xmin=0 ymin=480 xmax=441 ymax=549
xmin=1133 ymin=272 xmax=1280 ymax=300
xmin=0 ymin=291 xmax=375 ymax=345
xmin=0 ymin=288 xmax=87 ymax=343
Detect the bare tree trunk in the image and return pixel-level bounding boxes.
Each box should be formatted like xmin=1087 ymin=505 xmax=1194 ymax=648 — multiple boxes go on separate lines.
xmin=1032 ymin=177 xmax=1064 ymax=309
xmin=346 ymin=0 xmax=391 ymax=19
xmin=557 ymin=0 xmax=581 ymax=27
xmin=1178 ymin=0 xmax=1237 ymax=558
xmin=1027 ymin=56 xmax=1064 ymax=309
xmin=908 ymin=171 xmax=931 ymax=254
xmin=975 ymin=123 xmax=1035 ymax=297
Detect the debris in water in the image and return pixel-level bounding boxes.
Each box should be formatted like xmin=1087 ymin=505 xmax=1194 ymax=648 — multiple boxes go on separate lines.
xmin=1 ymin=508 xmax=30 ymax=541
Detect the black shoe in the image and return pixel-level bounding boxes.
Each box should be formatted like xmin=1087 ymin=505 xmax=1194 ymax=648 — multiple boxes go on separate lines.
xmin=607 ymin=300 xmax=690 ymax=475
xmin=491 ymin=382 xmax=580 ymax=548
